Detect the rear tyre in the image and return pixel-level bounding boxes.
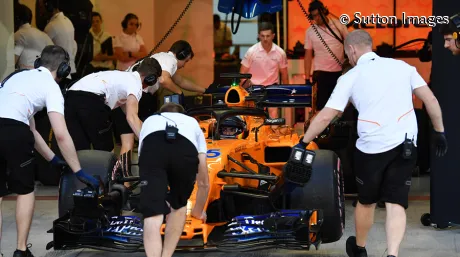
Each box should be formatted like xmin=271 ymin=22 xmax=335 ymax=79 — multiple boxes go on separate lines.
xmin=58 ymin=150 xmax=117 ymax=217
xmin=286 ymin=149 xmax=345 ymax=244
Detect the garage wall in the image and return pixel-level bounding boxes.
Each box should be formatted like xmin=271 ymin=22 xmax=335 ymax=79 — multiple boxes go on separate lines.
xmin=0 ymin=0 xmax=15 ymax=80
xmin=17 ymin=0 xmax=213 ymax=90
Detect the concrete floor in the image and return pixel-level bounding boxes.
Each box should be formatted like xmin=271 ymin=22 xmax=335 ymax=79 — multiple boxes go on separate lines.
xmin=2 ymin=175 xmax=460 ymax=257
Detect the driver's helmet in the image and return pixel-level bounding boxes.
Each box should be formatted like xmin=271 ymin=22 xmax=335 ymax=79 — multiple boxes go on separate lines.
xmin=219 ymin=116 xmax=248 ymax=139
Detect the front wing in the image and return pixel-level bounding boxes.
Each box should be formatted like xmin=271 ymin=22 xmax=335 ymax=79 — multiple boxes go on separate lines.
xmin=47 ymin=209 xmax=323 ymax=253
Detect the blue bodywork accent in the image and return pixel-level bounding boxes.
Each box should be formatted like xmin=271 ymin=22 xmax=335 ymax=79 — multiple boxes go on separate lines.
xmin=217 ymin=0 xmax=283 ymax=19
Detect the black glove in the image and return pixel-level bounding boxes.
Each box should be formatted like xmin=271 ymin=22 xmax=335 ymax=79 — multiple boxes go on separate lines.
xmin=294 ymin=137 xmax=308 ymax=149
xmin=75 ymin=170 xmax=100 ymax=190
xmin=432 ymin=131 xmax=448 ymax=157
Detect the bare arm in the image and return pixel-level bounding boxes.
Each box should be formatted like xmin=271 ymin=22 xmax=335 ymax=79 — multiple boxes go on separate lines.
xmin=304 ymin=49 xmax=313 ymax=82
xmin=133 ymin=45 xmax=148 ymax=59
xmin=125 ymin=95 xmax=143 ymax=138
xmin=160 ymin=70 xmax=183 ymax=94
xmin=280 ymin=67 xmax=289 ymax=84
xmin=191 ymin=153 xmax=210 ymax=219
xmin=29 ymin=117 xmax=55 ymax=161
xmin=114 ymin=47 xmax=135 ymax=62
xmin=413 ymin=86 xmax=444 ymax=132
xmin=239 ymin=65 xmax=251 ymax=88
xmin=302 ymin=107 xmax=340 ymax=143
xmin=172 ymin=73 xmax=205 ymax=94
xmin=48 ymin=112 xmax=82 ymax=173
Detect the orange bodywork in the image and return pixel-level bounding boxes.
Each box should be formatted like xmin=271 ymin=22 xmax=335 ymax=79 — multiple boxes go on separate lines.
xmin=160 ymin=84 xmax=320 ymax=246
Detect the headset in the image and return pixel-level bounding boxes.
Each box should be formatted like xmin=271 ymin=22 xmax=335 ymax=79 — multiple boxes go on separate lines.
xmin=143 ymin=73 xmax=158 ymax=86
xmin=121 ymin=13 xmax=140 ymax=30
xmin=34 ymin=47 xmax=71 ymax=79
xmin=175 ymin=45 xmax=193 ymax=60
xmin=307 ymin=0 xmax=329 ymax=20
xmin=450 ymin=13 xmax=460 ymax=41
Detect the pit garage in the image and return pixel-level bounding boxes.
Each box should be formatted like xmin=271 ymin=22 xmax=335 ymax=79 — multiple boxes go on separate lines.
xmin=1 ymin=0 xmax=460 ymax=257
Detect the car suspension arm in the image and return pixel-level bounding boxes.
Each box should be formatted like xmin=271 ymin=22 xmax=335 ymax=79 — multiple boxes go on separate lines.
xmin=227 ymin=155 xmax=257 ymax=174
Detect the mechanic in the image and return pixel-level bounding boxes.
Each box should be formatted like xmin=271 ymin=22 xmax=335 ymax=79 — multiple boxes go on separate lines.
xmin=0 ymin=45 xmax=100 ymax=257
xmin=64 ymin=57 xmax=162 ymax=152
xmin=112 ymin=40 xmax=206 ymax=156
xmin=14 ymin=3 xmax=53 ymax=70
xmin=439 ymin=23 xmax=460 ymax=56
xmin=239 ymin=22 xmax=289 ymax=119
xmin=138 ymin=102 xmax=209 ymax=257
xmin=295 ymin=30 xmax=447 ymax=257
xmin=43 ymin=0 xmax=78 ymax=80
xmin=304 ymin=0 xmax=348 ymax=111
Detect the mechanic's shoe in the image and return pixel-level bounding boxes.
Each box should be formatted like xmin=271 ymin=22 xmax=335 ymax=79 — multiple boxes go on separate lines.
xmin=346 ymin=236 xmax=367 ymax=257
xmin=13 ymin=244 xmax=34 ymax=257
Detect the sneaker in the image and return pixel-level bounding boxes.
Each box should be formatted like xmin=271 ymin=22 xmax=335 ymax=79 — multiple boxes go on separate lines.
xmin=13 ymin=244 xmax=34 ymax=257
xmin=346 ymin=236 xmax=368 ymax=257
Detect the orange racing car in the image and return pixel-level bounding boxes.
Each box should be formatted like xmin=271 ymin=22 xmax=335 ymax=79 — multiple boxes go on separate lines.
xmin=47 ymin=73 xmax=345 ymax=253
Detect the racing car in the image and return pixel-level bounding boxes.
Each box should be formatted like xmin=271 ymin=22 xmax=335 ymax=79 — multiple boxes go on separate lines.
xmin=46 ymin=73 xmax=345 ymax=253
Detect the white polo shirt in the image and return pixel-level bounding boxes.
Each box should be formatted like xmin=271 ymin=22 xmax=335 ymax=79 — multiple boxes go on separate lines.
xmin=113 ymin=32 xmax=145 ymax=71
xmin=14 ymin=23 xmax=54 ymax=69
xmin=241 ymin=42 xmax=288 ymax=86
xmin=127 ymin=51 xmax=178 ymax=95
xmin=138 ymin=112 xmax=207 ymax=156
xmin=0 ymin=67 xmax=64 ymax=125
xmin=44 ymin=12 xmax=77 ymax=74
xmin=68 ymin=70 xmax=143 ymax=110
xmin=325 ymin=52 xmax=426 ymax=154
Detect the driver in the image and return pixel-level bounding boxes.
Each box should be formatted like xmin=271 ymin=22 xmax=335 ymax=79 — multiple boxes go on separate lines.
xmin=219 ymin=116 xmax=248 ymax=139
xmin=0 ymin=45 xmax=99 ymax=257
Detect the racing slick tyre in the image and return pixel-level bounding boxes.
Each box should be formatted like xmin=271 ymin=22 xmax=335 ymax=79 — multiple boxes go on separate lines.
xmin=286 ymin=149 xmax=345 ymax=244
xmin=58 ymin=150 xmax=117 ymax=217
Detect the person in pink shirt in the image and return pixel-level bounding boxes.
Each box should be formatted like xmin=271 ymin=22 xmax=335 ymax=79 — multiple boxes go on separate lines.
xmin=304 ymin=0 xmax=348 ymax=111
xmin=239 ymin=22 xmax=289 ymax=118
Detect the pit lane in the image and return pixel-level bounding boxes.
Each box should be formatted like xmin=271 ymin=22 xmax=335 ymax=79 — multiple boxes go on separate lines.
xmin=2 ymin=181 xmax=458 ymax=257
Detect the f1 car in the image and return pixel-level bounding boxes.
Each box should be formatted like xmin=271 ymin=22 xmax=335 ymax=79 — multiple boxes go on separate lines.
xmin=46 ymin=73 xmax=345 ymax=253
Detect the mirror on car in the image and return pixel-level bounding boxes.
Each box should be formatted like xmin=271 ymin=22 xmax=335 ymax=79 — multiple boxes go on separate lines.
xmin=264 ymin=118 xmax=285 ymax=126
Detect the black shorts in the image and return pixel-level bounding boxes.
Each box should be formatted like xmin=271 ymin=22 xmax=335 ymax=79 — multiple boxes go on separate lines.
xmin=354 ymin=143 xmax=417 ymax=209
xmin=112 ymin=92 xmax=157 ymax=136
xmin=312 ymin=70 xmax=342 ymax=110
xmin=0 ymin=118 xmax=36 ymax=197
xmin=65 ymin=90 xmax=113 ymax=151
xmin=138 ymin=131 xmax=199 ymax=218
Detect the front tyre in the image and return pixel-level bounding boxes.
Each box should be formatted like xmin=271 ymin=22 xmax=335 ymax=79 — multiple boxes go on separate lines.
xmin=58 ymin=150 xmax=117 ymax=217
xmin=286 ymin=149 xmax=345 ymax=243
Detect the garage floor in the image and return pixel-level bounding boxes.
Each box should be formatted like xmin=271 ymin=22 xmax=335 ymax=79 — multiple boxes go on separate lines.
xmin=2 ymin=175 xmax=459 ymax=257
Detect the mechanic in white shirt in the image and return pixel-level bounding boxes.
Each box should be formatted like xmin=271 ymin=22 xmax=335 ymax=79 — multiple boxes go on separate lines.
xmin=138 ymin=102 xmax=208 ymax=257
xmin=112 ymin=40 xmax=206 ymax=156
xmin=0 ymin=45 xmax=99 ymax=257
xmin=296 ymin=30 xmax=447 ymax=257
xmin=14 ymin=4 xmax=53 ymax=70
xmin=43 ymin=0 xmax=77 ymax=78
xmin=64 ymin=57 xmax=162 ymax=152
